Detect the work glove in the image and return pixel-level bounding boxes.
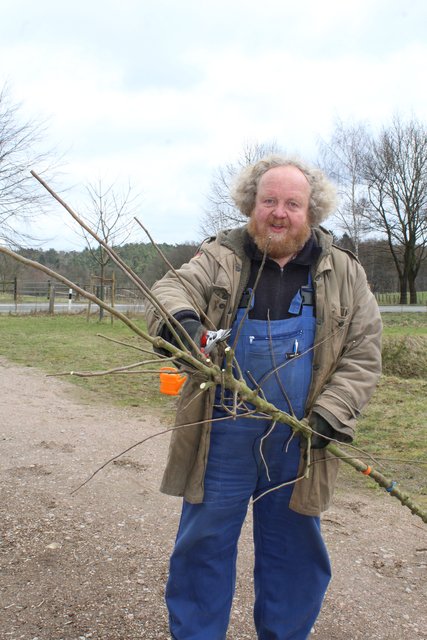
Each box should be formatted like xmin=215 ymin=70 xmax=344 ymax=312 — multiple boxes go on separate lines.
xmin=309 ymin=413 xmax=335 ymax=449
xmin=175 ymin=318 xmax=206 ymax=354
xmin=155 ymin=314 xmax=205 ymax=359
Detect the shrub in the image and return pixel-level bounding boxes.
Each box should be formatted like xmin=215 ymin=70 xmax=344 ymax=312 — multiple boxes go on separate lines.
xmin=382 ymin=335 xmax=427 ymax=378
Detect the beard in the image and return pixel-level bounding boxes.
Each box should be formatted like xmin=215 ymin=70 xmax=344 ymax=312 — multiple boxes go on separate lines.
xmin=247 ymin=216 xmax=311 ymax=260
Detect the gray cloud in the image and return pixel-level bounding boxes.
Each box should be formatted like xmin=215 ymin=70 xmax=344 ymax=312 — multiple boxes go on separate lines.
xmin=1 ymin=0 xmax=427 ymax=248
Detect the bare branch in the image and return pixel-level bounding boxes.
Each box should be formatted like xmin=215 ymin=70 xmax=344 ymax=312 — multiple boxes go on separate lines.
xmin=134 ymin=216 xmax=215 ymax=330
xmin=0 ymin=84 xmax=59 ymax=245
xmin=30 ymin=171 xmax=201 ymax=355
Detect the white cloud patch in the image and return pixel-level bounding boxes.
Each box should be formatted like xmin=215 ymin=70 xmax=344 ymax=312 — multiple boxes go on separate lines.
xmin=1 ymin=0 xmax=427 ymax=248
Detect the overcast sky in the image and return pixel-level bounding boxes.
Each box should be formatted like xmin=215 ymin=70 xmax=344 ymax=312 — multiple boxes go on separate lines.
xmin=1 ymin=0 xmax=427 ymax=250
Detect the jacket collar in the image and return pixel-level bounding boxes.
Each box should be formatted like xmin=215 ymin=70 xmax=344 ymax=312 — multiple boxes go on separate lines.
xmin=216 ymin=225 xmax=248 ymax=262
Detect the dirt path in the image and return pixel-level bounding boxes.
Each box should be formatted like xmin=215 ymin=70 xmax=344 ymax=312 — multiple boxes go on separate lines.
xmin=1 ymin=359 xmax=426 ymax=640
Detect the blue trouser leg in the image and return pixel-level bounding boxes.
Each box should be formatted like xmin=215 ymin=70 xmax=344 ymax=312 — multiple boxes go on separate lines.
xmin=253 ymin=489 xmax=331 ymax=639
xmin=251 ymin=424 xmax=331 ymax=639
xmin=166 ymin=415 xmax=256 ymax=640
xmin=166 ymin=498 xmax=248 ymax=640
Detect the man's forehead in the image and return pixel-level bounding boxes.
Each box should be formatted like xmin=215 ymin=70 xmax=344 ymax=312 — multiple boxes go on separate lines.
xmin=258 ymin=165 xmax=311 ymax=192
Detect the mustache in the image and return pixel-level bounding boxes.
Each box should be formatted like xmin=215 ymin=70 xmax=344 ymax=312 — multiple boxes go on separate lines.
xmin=268 ymin=217 xmax=289 ymax=227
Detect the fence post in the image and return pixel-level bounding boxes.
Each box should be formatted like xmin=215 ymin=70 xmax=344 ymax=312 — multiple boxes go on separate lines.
xmin=48 ymin=285 xmax=56 ymax=314
xmin=13 ymin=276 xmax=18 ymax=312
xmin=110 ymin=272 xmax=115 ymax=325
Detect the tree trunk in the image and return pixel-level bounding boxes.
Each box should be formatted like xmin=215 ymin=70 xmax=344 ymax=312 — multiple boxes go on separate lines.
xmin=407 ymin=247 xmax=419 ymax=305
xmin=99 ymin=261 xmax=105 ymax=321
xmin=398 ymin=274 xmax=408 ymax=305
xmin=408 ymin=274 xmax=418 ymax=304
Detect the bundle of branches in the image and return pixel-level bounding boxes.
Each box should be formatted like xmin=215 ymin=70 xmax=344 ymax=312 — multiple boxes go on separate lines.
xmin=0 ymin=171 xmax=425 ymax=525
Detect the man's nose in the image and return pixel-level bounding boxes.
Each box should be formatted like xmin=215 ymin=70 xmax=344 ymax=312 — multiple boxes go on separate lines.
xmin=273 ymin=202 xmax=288 ymax=217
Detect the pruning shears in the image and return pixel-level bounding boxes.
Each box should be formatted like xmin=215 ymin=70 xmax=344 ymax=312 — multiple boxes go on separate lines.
xmin=200 ymin=328 xmax=232 ymax=355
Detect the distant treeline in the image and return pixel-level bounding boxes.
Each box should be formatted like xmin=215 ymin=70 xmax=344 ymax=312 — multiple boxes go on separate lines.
xmin=0 ymin=235 xmax=426 ymax=297
xmin=0 ymin=242 xmax=199 ymax=291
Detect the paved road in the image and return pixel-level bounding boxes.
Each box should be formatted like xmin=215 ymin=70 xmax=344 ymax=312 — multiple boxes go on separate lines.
xmin=0 ymin=302 xmax=425 ymax=314
xmin=378 ymin=305 xmax=426 ymax=312
xmin=379 ymin=304 xmax=427 ymax=313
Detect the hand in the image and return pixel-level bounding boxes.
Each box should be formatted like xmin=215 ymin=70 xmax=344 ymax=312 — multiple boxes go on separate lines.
xmin=155 ymin=315 xmax=205 ymax=359
xmin=309 ymin=413 xmax=335 ymax=449
xmin=177 ymin=318 xmax=206 ymax=354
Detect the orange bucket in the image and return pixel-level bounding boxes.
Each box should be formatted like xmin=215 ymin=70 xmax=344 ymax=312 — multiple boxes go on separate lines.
xmin=159 ymin=367 xmax=187 ymax=396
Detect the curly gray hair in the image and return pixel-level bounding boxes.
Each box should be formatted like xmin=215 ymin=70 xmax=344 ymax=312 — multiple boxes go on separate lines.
xmin=231 ymin=154 xmax=337 ymax=225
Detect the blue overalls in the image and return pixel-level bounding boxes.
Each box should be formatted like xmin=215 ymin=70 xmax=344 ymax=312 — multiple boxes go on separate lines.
xmin=166 ymin=277 xmax=331 ymax=639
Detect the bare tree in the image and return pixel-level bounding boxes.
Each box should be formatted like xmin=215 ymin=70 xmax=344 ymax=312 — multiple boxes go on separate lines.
xmin=318 ymin=119 xmax=371 ymax=257
xmin=82 ymin=179 xmax=141 ymax=319
xmin=200 ymin=141 xmax=282 ymax=236
xmin=0 ymin=84 xmax=54 ymax=246
xmin=364 ymin=115 xmax=427 ymax=304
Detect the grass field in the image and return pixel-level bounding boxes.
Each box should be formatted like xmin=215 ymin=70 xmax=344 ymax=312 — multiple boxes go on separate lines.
xmin=0 ymin=313 xmax=172 ymax=410
xmin=381 ymin=311 xmax=427 ymax=333
xmin=0 ymin=312 xmax=426 ymax=508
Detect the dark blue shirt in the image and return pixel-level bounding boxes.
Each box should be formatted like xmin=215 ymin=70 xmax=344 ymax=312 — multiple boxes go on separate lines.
xmin=243 ymin=231 xmax=321 ymax=321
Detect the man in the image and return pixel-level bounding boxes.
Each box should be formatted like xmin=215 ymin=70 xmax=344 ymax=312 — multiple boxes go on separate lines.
xmin=146 ymin=155 xmax=382 ymax=639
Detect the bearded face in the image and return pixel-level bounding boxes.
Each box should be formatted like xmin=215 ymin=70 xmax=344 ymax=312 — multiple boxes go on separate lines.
xmin=248 ymin=166 xmax=312 ymax=266
xmin=247 ymin=215 xmax=311 ymax=260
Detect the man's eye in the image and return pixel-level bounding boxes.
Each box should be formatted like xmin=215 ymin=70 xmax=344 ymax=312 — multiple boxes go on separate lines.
xmin=264 ymin=198 xmax=275 ymax=205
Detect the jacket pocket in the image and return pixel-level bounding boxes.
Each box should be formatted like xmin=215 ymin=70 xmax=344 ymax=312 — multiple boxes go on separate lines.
xmin=289 ymin=448 xmax=340 ymax=516
xmin=206 ymin=285 xmax=231 ymax=326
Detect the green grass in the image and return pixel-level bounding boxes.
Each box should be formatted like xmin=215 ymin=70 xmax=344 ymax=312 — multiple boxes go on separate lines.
xmin=380 ymin=313 xmax=427 ymax=379
xmin=343 ymin=313 xmax=426 ymax=508
xmin=381 ymin=312 xmax=427 ymax=335
xmin=0 ymin=313 xmax=426 ymax=509
xmin=0 ymin=314 xmax=176 ymax=411
xmin=339 ymin=376 xmax=427 ymax=509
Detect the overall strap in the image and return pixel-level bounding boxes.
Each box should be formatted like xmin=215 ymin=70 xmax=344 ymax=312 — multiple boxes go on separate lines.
xmin=288 ymin=272 xmax=314 ymax=316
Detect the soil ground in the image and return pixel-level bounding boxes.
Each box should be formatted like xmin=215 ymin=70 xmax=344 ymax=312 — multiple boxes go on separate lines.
xmin=1 ymin=358 xmax=426 ymax=640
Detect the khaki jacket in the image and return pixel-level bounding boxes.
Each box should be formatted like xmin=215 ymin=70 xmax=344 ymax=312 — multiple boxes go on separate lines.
xmin=146 ymin=226 xmax=382 ymax=515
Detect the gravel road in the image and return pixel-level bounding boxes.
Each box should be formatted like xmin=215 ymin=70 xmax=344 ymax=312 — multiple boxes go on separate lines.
xmin=1 ymin=359 xmax=426 ymax=639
